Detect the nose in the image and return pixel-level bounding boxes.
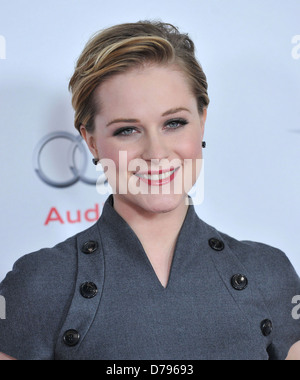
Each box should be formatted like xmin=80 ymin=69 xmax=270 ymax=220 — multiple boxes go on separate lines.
xmin=140 ymin=133 xmax=170 ymax=162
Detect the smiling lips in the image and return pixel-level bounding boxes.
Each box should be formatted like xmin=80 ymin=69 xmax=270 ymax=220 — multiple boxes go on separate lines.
xmin=134 ymin=167 xmax=180 ymax=186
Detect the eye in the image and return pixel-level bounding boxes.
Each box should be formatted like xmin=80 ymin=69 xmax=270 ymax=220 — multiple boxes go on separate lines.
xmin=113 ymin=118 xmax=188 ymax=137
xmin=113 ymin=127 xmax=137 ymax=137
xmin=165 ymin=118 xmax=188 ymax=130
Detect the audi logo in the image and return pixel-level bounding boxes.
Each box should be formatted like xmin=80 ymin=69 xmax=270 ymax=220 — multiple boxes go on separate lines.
xmin=33 ymin=131 xmax=107 ymax=188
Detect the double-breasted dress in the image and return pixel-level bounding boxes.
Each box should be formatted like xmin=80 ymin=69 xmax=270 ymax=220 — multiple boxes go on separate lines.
xmin=0 ymin=195 xmax=299 ymax=360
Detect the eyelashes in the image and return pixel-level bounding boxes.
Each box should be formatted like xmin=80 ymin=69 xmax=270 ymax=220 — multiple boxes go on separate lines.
xmin=166 ymin=118 xmax=188 ymax=129
xmin=113 ymin=118 xmax=189 ymax=137
xmin=113 ymin=127 xmax=136 ymax=137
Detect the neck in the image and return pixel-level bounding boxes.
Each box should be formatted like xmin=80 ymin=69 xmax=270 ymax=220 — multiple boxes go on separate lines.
xmin=112 ymin=195 xmax=189 ymax=250
xmin=111 ymin=195 xmax=190 ymax=288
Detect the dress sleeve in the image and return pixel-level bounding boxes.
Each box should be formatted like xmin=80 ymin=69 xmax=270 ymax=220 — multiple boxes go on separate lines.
xmin=0 ymin=255 xmax=45 ymax=359
xmin=242 ymin=241 xmax=300 ymax=360
xmin=0 ymin=248 xmax=76 ymax=360
xmin=268 ymin=251 xmax=300 ymax=360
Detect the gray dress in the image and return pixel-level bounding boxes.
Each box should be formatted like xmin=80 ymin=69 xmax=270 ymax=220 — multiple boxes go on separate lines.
xmin=0 ymin=195 xmax=299 ymax=360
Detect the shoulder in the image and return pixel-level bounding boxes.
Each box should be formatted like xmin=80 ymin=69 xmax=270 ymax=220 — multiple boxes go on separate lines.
xmin=214 ymin=228 xmax=300 ymax=359
xmin=0 ymin=233 xmax=79 ymax=320
xmin=199 ymin=215 xmax=300 ymax=303
xmin=0 ymin=221 xmax=101 ymax=317
xmin=0 ymin=223 xmax=99 ymax=360
xmin=193 ymin=212 xmax=299 ymax=286
xmin=1 ymin=235 xmax=77 ymax=289
xmin=219 ymin=230 xmax=299 ymax=285
xmin=1 ymin=222 xmax=99 ymax=288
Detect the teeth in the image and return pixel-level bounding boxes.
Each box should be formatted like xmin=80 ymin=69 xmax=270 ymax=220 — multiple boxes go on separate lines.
xmin=136 ymin=169 xmax=176 ymax=180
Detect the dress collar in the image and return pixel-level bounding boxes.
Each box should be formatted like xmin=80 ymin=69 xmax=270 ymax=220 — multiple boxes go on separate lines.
xmin=97 ymin=194 xmax=211 ymax=257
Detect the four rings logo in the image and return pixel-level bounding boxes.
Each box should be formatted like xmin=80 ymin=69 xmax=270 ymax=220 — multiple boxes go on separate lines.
xmin=33 ymin=131 xmax=107 ymax=188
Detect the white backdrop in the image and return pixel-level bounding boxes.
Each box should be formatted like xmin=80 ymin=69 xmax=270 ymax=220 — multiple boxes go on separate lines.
xmin=0 ymin=0 xmax=299 ymax=281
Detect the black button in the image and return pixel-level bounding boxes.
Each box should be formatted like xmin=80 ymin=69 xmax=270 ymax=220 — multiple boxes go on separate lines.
xmin=261 ymin=319 xmax=273 ymax=337
xmin=231 ymin=274 xmax=248 ymax=291
xmin=209 ymin=238 xmax=225 ymax=251
xmin=81 ymin=241 xmax=98 ymax=254
xmin=80 ymin=282 xmax=98 ymax=299
xmin=63 ymin=330 xmax=80 ymax=347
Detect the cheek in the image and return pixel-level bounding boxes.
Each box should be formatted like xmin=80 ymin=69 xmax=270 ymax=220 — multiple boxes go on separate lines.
xmin=180 ymin=135 xmax=203 ymax=189
xmin=97 ymin=141 xmax=139 ymax=192
xmin=179 ymin=134 xmax=203 ymax=160
xmin=96 ymin=141 xmax=119 ymax=190
xmin=97 ymin=134 xmax=140 ymax=174
xmin=97 ymin=141 xmax=117 ymax=162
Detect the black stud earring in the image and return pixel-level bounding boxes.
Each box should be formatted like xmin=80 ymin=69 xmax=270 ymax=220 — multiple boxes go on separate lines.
xmin=202 ymin=141 xmax=206 ymax=148
xmin=92 ymin=158 xmax=99 ymax=165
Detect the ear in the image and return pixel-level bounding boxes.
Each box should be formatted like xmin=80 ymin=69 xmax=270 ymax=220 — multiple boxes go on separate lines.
xmin=200 ymin=108 xmax=207 ymax=139
xmin=202 ymin=108 xmax=208 ymax=124
xmin=80 ymin=125 xmax=99 ymax=159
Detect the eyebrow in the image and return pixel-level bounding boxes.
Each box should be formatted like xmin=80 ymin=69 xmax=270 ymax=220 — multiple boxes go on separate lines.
xmin=106 ymin=107 xmax=191 ymax=127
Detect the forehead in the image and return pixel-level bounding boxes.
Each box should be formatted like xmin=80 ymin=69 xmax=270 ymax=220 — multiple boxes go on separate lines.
xmin=95 ymin=64 xmax=197 ymax=117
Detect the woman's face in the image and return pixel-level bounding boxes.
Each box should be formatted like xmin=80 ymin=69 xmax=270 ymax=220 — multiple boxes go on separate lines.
xmin=81 ymin=64 xmax=207 ymax=214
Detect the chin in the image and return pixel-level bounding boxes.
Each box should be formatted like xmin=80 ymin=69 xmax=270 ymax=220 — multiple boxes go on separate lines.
xmin=133 ymin=193 xmax=186 ymax=214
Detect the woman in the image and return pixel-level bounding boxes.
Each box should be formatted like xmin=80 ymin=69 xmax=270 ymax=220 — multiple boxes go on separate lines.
xmin=0 ymin=21 xmax=299 ymax=360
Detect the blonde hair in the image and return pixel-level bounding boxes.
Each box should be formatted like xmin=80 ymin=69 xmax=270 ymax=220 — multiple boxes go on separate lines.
xmin=69 ymin=21 xmax=210 ymax=134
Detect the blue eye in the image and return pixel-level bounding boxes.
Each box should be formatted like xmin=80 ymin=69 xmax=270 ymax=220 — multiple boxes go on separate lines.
xmin=113 ymin=127 xmax=136 ymax=137
xmin=165 ymin=118 xmax=188 ymax=130
xmin=113 ymin=118 xmax=188 ymax=137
